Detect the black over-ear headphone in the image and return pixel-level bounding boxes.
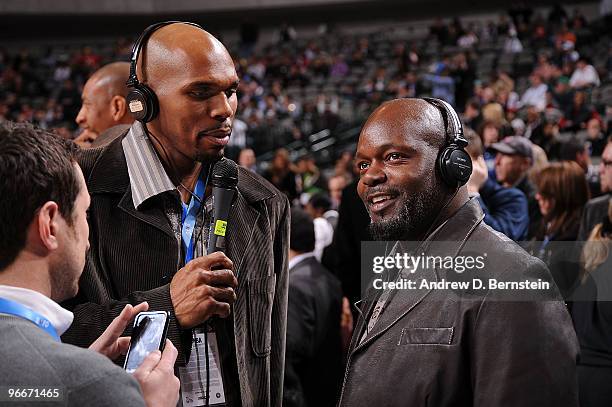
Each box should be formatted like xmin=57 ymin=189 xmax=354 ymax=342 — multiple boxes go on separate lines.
xmin=423 ymin=97 xmax=472 ymax=188
xmin=126 ymin=21 xmax=203 ymax=123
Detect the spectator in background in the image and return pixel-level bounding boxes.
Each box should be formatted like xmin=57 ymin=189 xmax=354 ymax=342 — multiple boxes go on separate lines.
xmin=531 ymin=161 xmax=589 ymax=296
xmin=531 ymin=117 xmax=562 ymax=160
xmin=559 ymin=139 xmax=601 ymax=197
xmin=284 ymin=207 xmax=342 ymax=407
xmin=334 ymin=150 xmax=356 ymax=182
xmin=225 ymin=117 xmax=248 ymax=160
xmin=573 ymin=199 xmax=612 ymax=407
xmin=479 ymin=120 xmax=502 ymax=174
xmin=504 ymin=26 xmax=524 ymax=53
xmin=423 ymin=64 xmax=456 ymax=106
xmin=305 ymin=193 xmax=335 ymax=261
xmin=579 ymin=138 xmax=612 ymax=241
xmin=570 ymin=57 xmax=601 ymax=89
xmin=264 ymin=148 xmax=298 ymax=201
xmin=520 ymin=74 xmax=548 ymax=111
xmin=563 ymin=91 xmax=595 ymax=132
xmin=465 ymin=128 xmax=529 ymax=240
xmin=582 ymin=118 xmax=607 ymax=157
xmin=238 ymin=147 xmax=257 ymax=173
xmin=74 ymin=62 xmax=133 ymax=148
xmin=328 ymin=175 xmax=348 ymax=211
xmin=296 ymin=155 xmax=324 ymax=198
xmin=551 ymin=76 xmax=574 ymax=113
xmin=462 ymin=98 xmax=482 ymax=130
xmin=491 ymin=136 xmax=542 ymax=238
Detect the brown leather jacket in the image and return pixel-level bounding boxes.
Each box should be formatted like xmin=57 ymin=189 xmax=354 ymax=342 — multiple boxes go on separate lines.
xmin=339 ymin=198 xmax=579 ymax=407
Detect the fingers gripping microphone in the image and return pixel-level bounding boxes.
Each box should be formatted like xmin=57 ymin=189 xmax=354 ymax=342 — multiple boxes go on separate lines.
xmin=207 ymin=158 xmax=238 ymax=254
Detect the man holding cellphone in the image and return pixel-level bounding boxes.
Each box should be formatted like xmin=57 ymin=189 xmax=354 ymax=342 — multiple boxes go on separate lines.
xmin=0 ymin=121 xmax=180 ymax=407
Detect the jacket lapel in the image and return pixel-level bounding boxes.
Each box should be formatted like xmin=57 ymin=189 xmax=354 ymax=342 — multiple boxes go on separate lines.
xmin=117 ymin=188 xmax=176 ymax=239
xmin=353 ymin=257 xmax=436 ymax=353
xmin=226 ymin=190 xmax=260 ymax=280
xmin=351 ymin=199 xmax=485 ymax=355
xmin=85 ymin=134 xmax=176 ymax=239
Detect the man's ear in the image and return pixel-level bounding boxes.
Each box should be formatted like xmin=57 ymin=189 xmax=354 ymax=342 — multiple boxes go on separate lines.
xmin=111 ymin=96 xmax=127 ymax=122
xmin=36 ymin=201 xmax=61 ymax=252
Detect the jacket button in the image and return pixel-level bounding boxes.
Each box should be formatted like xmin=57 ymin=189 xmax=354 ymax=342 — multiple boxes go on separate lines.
xmin=161 ymin=275 xmax=170 ymax=284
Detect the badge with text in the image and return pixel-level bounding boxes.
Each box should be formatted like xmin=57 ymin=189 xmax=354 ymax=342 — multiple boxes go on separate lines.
xmin=179 ymin=330 xmax=226 ymax=406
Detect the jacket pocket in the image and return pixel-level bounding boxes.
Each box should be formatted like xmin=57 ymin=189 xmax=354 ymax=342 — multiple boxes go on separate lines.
xmin=397 ymin=327 xmax=454 ymax=345
xmin=247 ymin=274 xmax=276 ymax=357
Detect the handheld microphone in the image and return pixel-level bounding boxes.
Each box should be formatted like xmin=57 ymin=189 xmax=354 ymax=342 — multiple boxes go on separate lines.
xmin=207 ymin=158 xmax=238 ymax=254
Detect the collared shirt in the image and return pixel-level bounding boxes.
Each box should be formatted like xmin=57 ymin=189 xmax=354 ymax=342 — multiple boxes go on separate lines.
xmin=122 ymin=121 xmax=175 ymax=210
xmin=123 ymin=123 xmax=221 ymax=404
xmin=0 ymin=285 xmax=73 ymax=337
xmin=288 ymin=252 xmax=316 ymax=271
xmin=122 ymin=122 xmax=211 ymax=266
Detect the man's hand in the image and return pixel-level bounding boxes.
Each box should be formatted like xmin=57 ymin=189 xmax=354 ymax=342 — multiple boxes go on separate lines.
xmin=89 ymin=302 xmax=149 ymax=360
xmin=170 ymin=252 xmax=237 ymax=329
xmin=133 ymin=339 xmax=181 ymax=407
xmin=73 ymin=129 xmax=98 ymax=148
xmin=467 ymin=155 xmax=488 ymax=195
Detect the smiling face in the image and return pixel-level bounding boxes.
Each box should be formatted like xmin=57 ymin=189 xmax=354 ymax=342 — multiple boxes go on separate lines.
xmin=143 ymin=24 xmax=239 ymax=164
xmin=355 ymin=99 xmax=450 ymax=241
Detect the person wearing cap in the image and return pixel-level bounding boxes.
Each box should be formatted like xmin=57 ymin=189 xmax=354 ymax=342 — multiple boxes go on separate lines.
xmin=491 ymin=136 xmax=542 ymax=239
xmin=465 ymin=129 xmax=529 ymax=241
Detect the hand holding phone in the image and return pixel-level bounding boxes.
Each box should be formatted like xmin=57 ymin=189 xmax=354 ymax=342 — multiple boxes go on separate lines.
xmin=124 ymin=311 xmax=170 ymax=374
xmin=134 ymin=339 xmax=181 ymax=407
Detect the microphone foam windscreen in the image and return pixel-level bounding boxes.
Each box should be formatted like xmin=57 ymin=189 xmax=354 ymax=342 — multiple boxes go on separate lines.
xmin=211 ymin=158 xmax=239 ymax=188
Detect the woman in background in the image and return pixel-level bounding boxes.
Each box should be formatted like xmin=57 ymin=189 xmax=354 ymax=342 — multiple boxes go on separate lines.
xmin=573 ymin=199 xmax=612 ymax=407
xmin=531 ymin=161 xmax=589 ymax=296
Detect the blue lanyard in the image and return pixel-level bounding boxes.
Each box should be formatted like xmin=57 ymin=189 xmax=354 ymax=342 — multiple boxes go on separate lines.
xmin=181 ymin=167 xmax=209 ymax=264
xmin=538 ymin=234 xmax=553 ymax=259
xmin=0 ymin=297 xmax=60 ymax=342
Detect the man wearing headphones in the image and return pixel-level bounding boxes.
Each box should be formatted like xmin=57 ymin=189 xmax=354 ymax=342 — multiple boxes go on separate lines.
xmin=62 ymin=22 xmax=289 ymax=407
xmin=338 ymin=98 xmax=579 ymax=406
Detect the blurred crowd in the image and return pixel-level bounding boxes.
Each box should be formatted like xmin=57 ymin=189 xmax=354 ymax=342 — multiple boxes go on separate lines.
xmin=1 ymin=4 xmax=612 ymax=405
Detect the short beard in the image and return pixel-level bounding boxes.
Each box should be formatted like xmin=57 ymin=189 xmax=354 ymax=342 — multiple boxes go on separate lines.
xmin=49 ymin=229 xmax=81 ymax=303
xmin=368 ymin=178 xmax=449 ymax=241
xmin=195 ymin=148 xmax=225 ymax=164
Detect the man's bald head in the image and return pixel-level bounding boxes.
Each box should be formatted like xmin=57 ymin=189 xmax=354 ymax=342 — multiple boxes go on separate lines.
xmin=132 ymin=22 xmax=240 ymax=166
xmin=363 ymin=98 xmax=447 ymax=152
xmin=88 ymin=61 xmax=130 ymax=99
xmin=137 ymin=23 xmax=234 ymax=92
xmin=75 ymin=61 xmax=133 ymax=145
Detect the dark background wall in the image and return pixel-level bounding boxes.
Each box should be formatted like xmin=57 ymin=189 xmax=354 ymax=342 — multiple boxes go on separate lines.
xmin=0 ymin=0 xmax=596 ymax=40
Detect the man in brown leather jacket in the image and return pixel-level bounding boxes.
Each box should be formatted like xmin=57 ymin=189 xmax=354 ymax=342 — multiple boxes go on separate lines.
xmin=339 ymin=98 xmax=579 ymax=406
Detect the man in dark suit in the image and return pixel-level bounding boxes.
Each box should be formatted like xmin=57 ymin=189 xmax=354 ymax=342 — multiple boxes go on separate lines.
xmin=62 ymin=22 xmax=289 ymax=407
xmin=338 ymin=98 xmax=579 ymax=406
xmin=284 ymin=207 xmax=342 ymax=407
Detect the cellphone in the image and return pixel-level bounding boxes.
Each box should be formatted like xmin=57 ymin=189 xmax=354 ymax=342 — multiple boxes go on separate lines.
xmin=123 ymin=311 xmax=170 ymax=374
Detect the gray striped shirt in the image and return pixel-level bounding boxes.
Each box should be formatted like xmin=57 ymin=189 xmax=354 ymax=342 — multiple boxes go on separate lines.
xmin=121 ymin=122 xmax=211 ymax=266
